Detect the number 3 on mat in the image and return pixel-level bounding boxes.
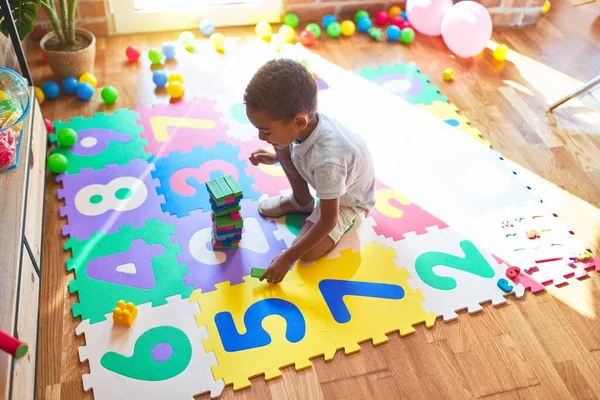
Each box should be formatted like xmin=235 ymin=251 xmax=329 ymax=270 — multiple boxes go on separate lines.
xmin=215 ymin=280 xmax=404 ymax=352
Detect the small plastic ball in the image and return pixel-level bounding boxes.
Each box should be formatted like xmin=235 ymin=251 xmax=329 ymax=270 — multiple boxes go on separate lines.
xmin=270 ymin=33 xmax=286 ymax=52
xmin=401 ymin=11 xmax=408 ymax=21
xmin=148 ymin=48 xmax=163 ymax=64
xmin=125 ymin=45 xmax=140 ymax=62
xmin=162 ymin=43 xmax=176 ymax=59
xmin=168 ymin=72 xmax=184 ymax=84
xmin=386 ymin=25 xmax=401 ymax=41
xmin=398 ymin=19 xmax=411 ymax=30
xmin=322 ymin=14 xmax=336 ymax=29
xmin=255 ymin=21 xmax=272 ymax=39
xmin=75 ymin=82 xmax=94 ymax=101
xmin=340 ymin=20 xmax=356 ymax=36
xmin=305 ymin=23 xmax=321 ymax=38
xmin=35 ymin=87 xmax=45 ymax=104
xmin=442 ymin=68 xmax=455 ymax=82
xmin=166 ymin=81 xmax=184 ymax=98
xmin=47 ymin=153 xmax=68 ymax=174
xmin=389 ymin=6 xmax=402 ymax=18
xmin=152 ymin=70 xmax=168 ymax=87
xmin=493 ymin=44 xmax=509 ymax=61
xmin=178 ymin=31 xmax=195 ymax=48
xmin=283 ymin=13 xmax=299 ymax=28
xmin=210 ymin=33 xmax=225 ymax=51
xmin=79 ymin=72 xmax=97 ymax=88
xmin=57 ymin=128 xmax=77 ymax=147
xmin=62 ymin=76 xmax=79 ymax=94
xmin=101 ymin=86 xmax=118 ymax=105
xmin=41 ymin=81 xmax=60 ymax=100
xmin=199 ymin=19 xmax=215 ymax=36
xmin=389 ymin=16 xmax=403 ymax=28
xmin=354 ymin=10 xmax=369 ymax=21
xmin=357 ymin=17 xmax=372 ymax=32
xmin=278 ymin=25 xmax=296 ymax=43
xmin=375 ymin=11 xmax=389 ymax=26
xmin=400 ymin=27 xmax=415 ymax=44
xmin=299 ymin=30 xmax=316 ymax=46
xmin=326 ymin=22 xmax=341 ymax=38
xmin=542 ymin=0 xmax=551 ymax=14
xmin=44 ymin=118 xmax=53 ymax=133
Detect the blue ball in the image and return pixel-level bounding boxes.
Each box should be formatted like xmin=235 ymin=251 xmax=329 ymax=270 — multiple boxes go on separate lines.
xmin=152 ymin=70 xmax=168 ymax=87
xmin=75 ymin=82 xmax=94 ymax=101
xmin=401 ymin=11 xmax=408 ymax=21
xmin=356 ymin=16 xmax=372 ymax=32
xmin=162 ymin=44 xmax=176 ymax=60
xmin=386 ymin=25 xmax=401 ymax=41
xmin=322 ymin=14 xmax=336 ymax=29
xmin=61 ymin=76 xmax=79 ymax=94
xmin=199 ymin=19 xmax=215 ymax=36
xmin=41 ymin=81 xmax=60 ymax=100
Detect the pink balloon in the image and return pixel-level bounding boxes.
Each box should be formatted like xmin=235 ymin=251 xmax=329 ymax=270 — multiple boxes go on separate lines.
xmin=406 ymin=0 xmax=453 ymax=36
xmin=442 ymin=1 xmax=492 ymax=58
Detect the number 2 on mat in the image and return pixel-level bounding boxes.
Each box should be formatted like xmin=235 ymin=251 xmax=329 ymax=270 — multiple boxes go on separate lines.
xmin=414 ymin=240 xmax=495 ymax=290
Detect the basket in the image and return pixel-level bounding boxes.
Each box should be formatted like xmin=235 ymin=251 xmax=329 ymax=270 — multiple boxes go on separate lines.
xmin=0 ymin=67 xmax=31 ymax=173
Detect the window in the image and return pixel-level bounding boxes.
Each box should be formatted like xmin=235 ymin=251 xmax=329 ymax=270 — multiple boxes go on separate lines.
xmin=111 ymin=0 xmax=282 ymax=34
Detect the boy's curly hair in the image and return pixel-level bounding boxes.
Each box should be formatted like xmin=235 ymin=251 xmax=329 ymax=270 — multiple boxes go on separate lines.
xmin=244 ymin=58 xmax=317 ymax=122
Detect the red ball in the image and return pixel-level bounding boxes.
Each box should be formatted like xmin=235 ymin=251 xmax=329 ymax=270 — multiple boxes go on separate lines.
xmin=44 ymin=118 xmax=53 ymax=133
xmin=375 ymin=11 xmax=389 ymax=26
xmin=299 ymin=30 xmax=316 ymax=46
xmin=399 ymin=20 xmax=411 ymax=30
xmin=389 ymin=16 xmax=404 ymax=28
xmin=125 ymin=45 xmax=141 ymax=63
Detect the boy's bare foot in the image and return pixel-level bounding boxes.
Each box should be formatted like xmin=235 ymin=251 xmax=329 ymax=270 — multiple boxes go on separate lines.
xmin=258 ymin=193 xmax=314 ymax=218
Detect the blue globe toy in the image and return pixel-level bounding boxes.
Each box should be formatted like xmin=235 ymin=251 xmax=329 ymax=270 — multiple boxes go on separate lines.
xmin=322 ymin=14 xmax=336 ymax=29
xmin=75 ymin=82 xmax=94 ymax=101
xmin=162 ymin=44 xmax=176 ymax=60
xmin=152 ymin=70 xmax=168 ymax=87
xmin=356 ymin=16 xmax=372 ymax=32
xmin=199 ymin=19 xmax=215 ymax=36
xmin=61 ymin=76 xmax=78 ymax=94
xmin=386 ymin=25 xmax=401 ymax=41
xmin=41 ymin=81 xmax=60 ymax=100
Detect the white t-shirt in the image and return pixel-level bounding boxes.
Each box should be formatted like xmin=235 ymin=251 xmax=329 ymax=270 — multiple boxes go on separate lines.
xmin=290 ymin=113 xmax=376 ymax=213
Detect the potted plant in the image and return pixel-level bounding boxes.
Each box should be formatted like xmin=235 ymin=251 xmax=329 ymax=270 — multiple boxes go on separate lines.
xmin=0 ymin=0 xmax=96 ymax=78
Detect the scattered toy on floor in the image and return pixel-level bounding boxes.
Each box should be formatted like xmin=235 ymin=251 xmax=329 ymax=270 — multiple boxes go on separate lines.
xmin=152 ymin=70 xmax=168 ymax=87
xmin=255 ymin=21 xmax=272 ymax=40
xmin=112 ymin=300 xmax=138 ymax=327
xmin=300 ymin=30 xmax=316 ymax=46
xmin=41 ymin=81 xmax=60 ymax=100
xmin=493 ymin=44 xmax=509 ymax=61
xmin=47 ymin=153 xmax=68 ymax=174
xmin=79 ymin=72 xmax=97 ymax=88
xmin=75 ymin=82 xmax=95 ymax=101
xmin=376 ymin=10 xmax=389 ymax=26
xmin=322 ymin=14 xmax=337 ymax=29
xmin=101 ymin=86 xmax=119 ymax=105
xmin=283 ymin=12 xmax=300 ymax=28
xmin=442 ymin=67 xmax=455 ymax=81
xmin=148 ymin=48 xmax=163 ymax=64
xmin=125 ymin=45 xmax=141 ymax=62
xmin=305 ymin=23 xmax=321 ymax=38
xmin=57 ymin=127 xmax=77 ymax=147
xmin=199 ymin=19 xmax=215 ymax=36
xmin=62 ymin=76 xmax=79 ymax=94
xmin=0 ymin=329 xmax=28 ymax=359
xmin=341 ymin=20 xmax=356 ymax=36
xmin=162 ymin=43 xmax=176 ymax=60
xmin=279 ymin=25 xmax=296 ymax=43
xmin=210 ymin=33 xmax=225 ymax=51
xmin=327 ymin=22 xmax=342 ymax=38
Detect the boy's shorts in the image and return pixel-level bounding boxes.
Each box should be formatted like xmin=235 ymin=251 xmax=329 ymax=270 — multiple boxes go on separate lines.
xmin=306 ymin=203 xmax=359 ymax=244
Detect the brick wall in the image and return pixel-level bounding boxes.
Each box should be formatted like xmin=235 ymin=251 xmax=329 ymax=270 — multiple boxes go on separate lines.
xmin=286 ymin=0 xmax=546 ymax=27
xmin=31 ymin=0 xmax=113 ymax=40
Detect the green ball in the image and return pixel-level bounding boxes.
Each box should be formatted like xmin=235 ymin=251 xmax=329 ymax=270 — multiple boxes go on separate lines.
xmin=57 ymin=128 xmax=77 ymax=147
xmin=148 ymin=48 xmax=163 ymax=64
xmin=354 ymin=10 xmax=369 ymax=21
xmin=305 ymin=23 xmax=321 ymax=38
xmin=101 ymin=86 xmax=119 ymax=105
xmin=400 ymin=28 xmax=415 ymax=44
xmin=47 ymin=153 xmax=68 ymax=174
xmin=283 ymin=13 xmax=299 ymax=28
xmin=326 ymin=22 xmax=341 ymax=38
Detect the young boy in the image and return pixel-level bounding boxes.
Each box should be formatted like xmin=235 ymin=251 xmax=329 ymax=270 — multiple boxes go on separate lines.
xmin=244 ymin=58 xmax=376 ymax=284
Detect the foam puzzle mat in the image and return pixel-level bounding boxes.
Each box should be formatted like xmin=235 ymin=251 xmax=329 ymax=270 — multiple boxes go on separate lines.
xmin=52 ymin=44 xmax=599 ymax=399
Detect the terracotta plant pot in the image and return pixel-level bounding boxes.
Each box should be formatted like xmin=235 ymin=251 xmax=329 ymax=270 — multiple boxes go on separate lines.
xmin=40 ymin=29 xmax=96 ymax=78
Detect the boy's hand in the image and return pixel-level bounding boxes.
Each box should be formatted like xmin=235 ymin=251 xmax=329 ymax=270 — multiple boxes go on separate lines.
xmin=260 ymin=253 xmax=295 ymax=284
xmin=249 ymin=149 xmax=278 ymax=166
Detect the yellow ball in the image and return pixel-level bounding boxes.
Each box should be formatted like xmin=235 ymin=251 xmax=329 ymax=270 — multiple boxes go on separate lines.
xmin=178 ymin=31 xmax=195 ymax=48
xmin=340 ymin=20 xmax=356 ymax=36
xmin=35 ymin=87 xmax=45 ymax=104
xmin=166 ymin=81 xmax=184 ymax=98
xmin=271 ymin=33 xmax=286 ymax=52
xmin=210 ymin=33 xmax=225 ymax=51
xmin=442 ymin=68 xmax=455 ymax=82
xmin=542 ymin=0 xmax=551 ymax=14
xmin=389 ymin=6 xmax=402 ymax=18
xmin=79 ymin=72 xmax=97 ymax=88
xmin=0 ymin=90 xmax=7 ymax=101
xmin=278 ymin=25 xmax=295 ymax=43
xmin=255 ymin=21 xmax=272 ymax=39
xmin=168 ymin=72 xmax=184 ymax=84
xmin=493 ymin=44 xmax=509 ymax=61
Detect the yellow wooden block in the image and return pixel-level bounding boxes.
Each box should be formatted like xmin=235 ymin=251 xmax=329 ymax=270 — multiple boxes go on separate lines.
xmin=192 ymin=242 xmax=435 ymax=390
xmin=112 ymin=300 xmax=138 ymax=327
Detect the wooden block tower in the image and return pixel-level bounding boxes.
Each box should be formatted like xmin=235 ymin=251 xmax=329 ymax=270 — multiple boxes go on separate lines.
xmin=206 ymin=175 xmax=243 ymax=249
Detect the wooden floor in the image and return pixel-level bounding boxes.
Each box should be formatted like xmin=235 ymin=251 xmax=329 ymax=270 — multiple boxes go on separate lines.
xmin=30 ymin=1 xmax=600 ymax=399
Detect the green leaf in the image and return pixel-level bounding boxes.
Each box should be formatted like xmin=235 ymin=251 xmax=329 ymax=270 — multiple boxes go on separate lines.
xmin=0 ymin=0 xmax=41 ymax=41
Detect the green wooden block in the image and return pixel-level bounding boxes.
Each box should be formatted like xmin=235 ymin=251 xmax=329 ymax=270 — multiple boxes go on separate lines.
xmin=205 ymin=180 xmax=224 ymax=201
xmin=251 ymin=268 xmax=266 ymax=278
xmin=224 ymin=175 xmax=243 ymax=197
xmin=213 ymin=215 xmax=243 ymax=229
xmin=212 ymin=203 xmax=241 ymax=217
xmin=215 ymin=177 xmax=234 ymax=199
